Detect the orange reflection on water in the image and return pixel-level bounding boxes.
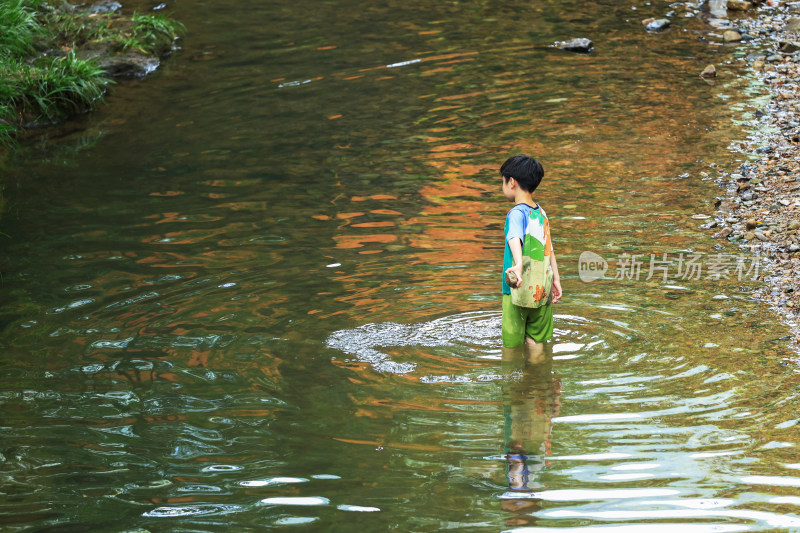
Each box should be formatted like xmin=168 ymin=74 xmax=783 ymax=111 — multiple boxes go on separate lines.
xmin=334 ymin=234 xmax=397 ymax=249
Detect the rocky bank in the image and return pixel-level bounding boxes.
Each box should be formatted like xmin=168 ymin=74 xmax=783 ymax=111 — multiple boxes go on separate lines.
xmin=706 ymin=0 xmax=800 ymax=349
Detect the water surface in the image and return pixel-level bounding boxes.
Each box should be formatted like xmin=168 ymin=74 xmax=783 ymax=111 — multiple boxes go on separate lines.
xmin=2 ymin=0 xmax=800 ymax=530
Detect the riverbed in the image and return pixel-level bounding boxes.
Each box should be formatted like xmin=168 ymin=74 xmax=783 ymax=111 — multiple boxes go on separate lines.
xmin=2 ymin=0 xmax=800 ymax=530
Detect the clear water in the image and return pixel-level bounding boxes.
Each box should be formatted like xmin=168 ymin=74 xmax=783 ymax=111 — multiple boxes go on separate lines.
xmin=2 ymin=0 xmax=799 ymax=530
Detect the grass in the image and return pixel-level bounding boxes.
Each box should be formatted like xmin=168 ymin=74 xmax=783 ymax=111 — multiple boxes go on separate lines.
xmin=0 ymin=0 xmax=184 ymax=147
xmin=129 ymin=12 xmax=185 ymax=54
xmin=43 ymin=10 xmax=185 ymax=55
xmin=10 ymin=51 xmax=108 ymax=121
xmin=0 ymin=0 xmax=42 ymax=58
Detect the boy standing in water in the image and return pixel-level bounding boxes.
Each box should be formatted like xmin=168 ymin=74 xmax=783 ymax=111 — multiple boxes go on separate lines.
xmin=501 ymin=154 xmax=562 ymax=352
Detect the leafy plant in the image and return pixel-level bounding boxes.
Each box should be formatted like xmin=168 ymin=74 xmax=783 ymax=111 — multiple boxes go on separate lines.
xmin=1 ymin=51 xmax=110 ymax=128
xmin=129 ymin=12 xmax=185 ymax=54
xmin=0 ymin=0 xmax=43 ymax=58
xmin=12 ymin=51 xmax=110 ymax=122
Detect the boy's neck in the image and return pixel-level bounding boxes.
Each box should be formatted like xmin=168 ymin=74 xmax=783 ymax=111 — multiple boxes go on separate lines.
xmin=515 ymin=190 xmax=536 ymax=206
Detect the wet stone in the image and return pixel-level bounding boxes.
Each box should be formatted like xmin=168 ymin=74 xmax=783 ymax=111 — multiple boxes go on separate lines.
xmin=727 ymin=0 xmax=753 ymax=9
xmin=646 ymin=19 xmax=672 ymax=32
xmin=557 ymin=38 xmax=593 ymax=52
xmin=714 ymin=227 xmax=733 ymax=239
xmin=779 ymin=40 xmax=800 ymax=53
xmin=94 ymin=54 xmax=160 ymax=77
xmin=79 ymin=0 xmax=122 ymax=13
xmin=724 ymin=30 xmax=744 ymax=42
xmin=701 ymin=64 xmax=717 ymax=77
xmin=785 ymin=17 xmax=800 ymax=31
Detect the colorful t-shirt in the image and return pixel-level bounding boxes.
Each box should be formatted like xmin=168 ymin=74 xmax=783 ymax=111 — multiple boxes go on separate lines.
xmin=502 ymin=203 xmax=552 ymax=295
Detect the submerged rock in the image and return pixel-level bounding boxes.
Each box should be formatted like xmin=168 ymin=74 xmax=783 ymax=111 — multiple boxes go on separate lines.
xmin=645 ymin=19 xmax=671 ymax=32
xmin=77 ymin=41 xmax=160 ymax=77
xmin=95 ymin=55 xmax=160 ymax=77
xmin=700 ymin=64 xmax=717 ymax=77
xmin=556 ymin=38 xmax=593 ymax=53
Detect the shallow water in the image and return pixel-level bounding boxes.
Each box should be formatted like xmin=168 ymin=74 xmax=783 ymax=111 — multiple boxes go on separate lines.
xmin=2 ymin=0 xmax=800 ymax=530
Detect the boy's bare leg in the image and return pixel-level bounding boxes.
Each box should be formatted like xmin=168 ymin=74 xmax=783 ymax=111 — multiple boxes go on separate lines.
xmin=501 ymin=343 xmax=526 ymax=369
xmin=524 ymin=337 xmax=545 ymax=364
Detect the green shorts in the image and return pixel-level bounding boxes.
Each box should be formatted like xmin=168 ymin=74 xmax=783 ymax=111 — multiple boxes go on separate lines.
xmin=502 ymin=294 xmax=554 ymax=348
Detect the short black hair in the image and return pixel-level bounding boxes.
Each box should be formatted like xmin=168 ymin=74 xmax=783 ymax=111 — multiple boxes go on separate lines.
xmin=500 ymin=154 xmax=544 ymax=193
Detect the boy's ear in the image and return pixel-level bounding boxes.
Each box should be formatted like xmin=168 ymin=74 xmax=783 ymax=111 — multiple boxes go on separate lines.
xmin=507 ymin=177 xmax=517 ymax=188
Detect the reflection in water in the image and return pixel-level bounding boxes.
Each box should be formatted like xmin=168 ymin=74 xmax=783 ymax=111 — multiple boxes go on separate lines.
xmin=501 ymin=342 xmax=561 ymax=527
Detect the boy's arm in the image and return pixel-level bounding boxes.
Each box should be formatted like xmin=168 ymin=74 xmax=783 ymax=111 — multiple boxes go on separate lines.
xmin=550 ymin=251 xmax=562 ymax=303
xmin=506 ymin=238 xmax=523 ymax=288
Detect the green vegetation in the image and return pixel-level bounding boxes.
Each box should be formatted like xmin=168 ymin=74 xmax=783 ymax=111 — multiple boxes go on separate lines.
xmin=0 ymin=0 xmax=184 ymax=146
xmin=45 ymin=9 xmax=185 ymax=55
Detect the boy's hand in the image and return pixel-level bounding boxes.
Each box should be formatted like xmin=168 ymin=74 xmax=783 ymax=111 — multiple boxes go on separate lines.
xmin=506 ymin=263 xmax=523 ymax=289
xmin=551 ymin=278 xmax=562 ymax=303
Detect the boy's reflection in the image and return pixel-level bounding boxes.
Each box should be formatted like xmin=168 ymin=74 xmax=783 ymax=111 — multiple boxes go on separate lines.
xmin=500 ymin=342 xmax=562 ymax=524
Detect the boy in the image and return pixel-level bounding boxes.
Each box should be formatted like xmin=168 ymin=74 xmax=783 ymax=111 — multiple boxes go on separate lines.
xmin=501 ymin=154 xmax=562 ymax=351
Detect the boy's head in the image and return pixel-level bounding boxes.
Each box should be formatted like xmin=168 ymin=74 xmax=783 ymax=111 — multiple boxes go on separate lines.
xmin=500 ymin=154 xmax=544 ymax=193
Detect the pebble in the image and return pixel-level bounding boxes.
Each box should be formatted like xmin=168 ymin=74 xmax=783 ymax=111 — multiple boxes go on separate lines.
xmin=715 ymin=227 xmax=734 ymax=239
xmin=724 ymin=30 xmax=744 ymax=42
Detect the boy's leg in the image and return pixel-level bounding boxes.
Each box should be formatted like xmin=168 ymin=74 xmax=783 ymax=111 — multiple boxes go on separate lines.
xmin=502 ymin=294 xmax=528 ymax=348
xmin=525 ymin=338 xmax=545 ymax=364
xmin=523 ymin=303 xmax=553 ymax=364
